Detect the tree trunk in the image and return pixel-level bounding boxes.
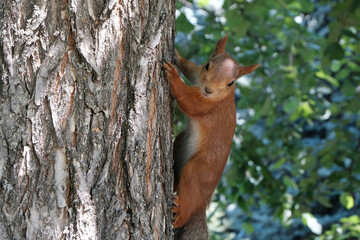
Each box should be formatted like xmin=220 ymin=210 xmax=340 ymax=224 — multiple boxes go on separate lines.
xmin=0 ymin=0 xmax=175 ymax=239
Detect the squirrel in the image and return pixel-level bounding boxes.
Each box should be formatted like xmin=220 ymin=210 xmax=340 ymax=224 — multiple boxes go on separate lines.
xmin=164 ymin=35 xmax=260 ymax=239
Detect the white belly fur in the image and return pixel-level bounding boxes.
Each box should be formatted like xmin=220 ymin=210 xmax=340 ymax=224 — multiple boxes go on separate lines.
xmin=182 ymin=117 xmax=200 ymax=164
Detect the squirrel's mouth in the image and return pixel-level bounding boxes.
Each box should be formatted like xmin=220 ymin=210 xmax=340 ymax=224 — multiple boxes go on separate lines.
xmin=202 ymin=92 xmax=209 ymax=98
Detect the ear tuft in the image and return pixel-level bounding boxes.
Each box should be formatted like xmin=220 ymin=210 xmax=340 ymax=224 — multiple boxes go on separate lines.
xmin=211 ymin=35 xmax=228 ymax=56
xmin=237 ymin=64 xmax=260 ymax=78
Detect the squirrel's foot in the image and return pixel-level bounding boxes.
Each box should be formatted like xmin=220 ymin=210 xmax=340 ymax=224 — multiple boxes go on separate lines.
xmin=172 ymin=193 xmax=180 ymax=218
xmin=172 ymin=193 xmax=178 ymax=204
xmin=172 ymin=196 xmax=186 ymax=228
xmin=173 ymin=207 xmax=185 ymax=228
xmin=173 ymin=213 xmax=185 ymax=228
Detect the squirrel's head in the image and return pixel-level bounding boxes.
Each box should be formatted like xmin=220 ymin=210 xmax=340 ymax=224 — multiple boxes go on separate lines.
xmin=199 ymin=35 xmax=260 ymax=99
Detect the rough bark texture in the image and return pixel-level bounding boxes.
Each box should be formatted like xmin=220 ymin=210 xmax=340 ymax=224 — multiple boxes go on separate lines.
xmin=0 ymin=0 xmax=175 ymax=239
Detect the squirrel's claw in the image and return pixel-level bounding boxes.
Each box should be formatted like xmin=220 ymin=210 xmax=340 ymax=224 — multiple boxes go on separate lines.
xmin=172 ymin=196 xmax=185 ymax=228
xmin=173 ymin=210 xmax=185 ymax=228
xmin=172 ymin=205 xmax=180 ymax=214
xmin=163 ymin=61 xmax=173 ymax=70
xmin=172 ymin=193 xmax=178 ymax=203
xmin=173 ymin=195 xmax=180 ymax=206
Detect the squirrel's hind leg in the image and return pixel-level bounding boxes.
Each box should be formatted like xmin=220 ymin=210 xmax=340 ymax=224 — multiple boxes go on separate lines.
xmin=172 ymin=154 xmax=211 ymax=228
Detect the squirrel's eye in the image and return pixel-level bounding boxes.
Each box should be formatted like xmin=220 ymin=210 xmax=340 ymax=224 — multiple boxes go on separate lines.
xmin=227 ymin=81 xmax=234 ymax=87
xmin=205 ymin=63 xmax=210 ymax=71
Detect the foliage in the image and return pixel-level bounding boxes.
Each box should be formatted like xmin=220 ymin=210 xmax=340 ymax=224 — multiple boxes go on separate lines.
xmin=317 ymin=215 xmax=360 ymax=240
xmin=175 ymin=0 xmax=360 ymax=239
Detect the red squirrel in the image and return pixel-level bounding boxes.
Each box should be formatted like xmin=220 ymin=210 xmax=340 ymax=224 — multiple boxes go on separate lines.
xmin=164 ymin=35 xmax=259 ymax=239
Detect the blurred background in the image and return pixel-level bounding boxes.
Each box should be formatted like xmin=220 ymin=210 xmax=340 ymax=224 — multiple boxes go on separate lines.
xmin=173 ymin=0 xmax=360 ymax=239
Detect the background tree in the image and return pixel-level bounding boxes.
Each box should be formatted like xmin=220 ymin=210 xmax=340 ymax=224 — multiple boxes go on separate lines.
xmin=175 ymin=0 xmax=360 ymax=239
xmin=0 ymin=0 xmax=175 ymax=239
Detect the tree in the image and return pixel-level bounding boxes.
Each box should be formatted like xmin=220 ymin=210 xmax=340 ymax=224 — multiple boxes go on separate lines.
xmin=0 ymin=0 xmax=175 ymax=239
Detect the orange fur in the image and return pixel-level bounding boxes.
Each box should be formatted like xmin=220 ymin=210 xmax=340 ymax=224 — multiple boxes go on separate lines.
xmin=164 ymin=35 xmax=260 ymax=229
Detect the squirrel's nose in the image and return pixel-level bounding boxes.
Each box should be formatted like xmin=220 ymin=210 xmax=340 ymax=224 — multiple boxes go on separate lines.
xmin=204 ymin=87 xmax=213 ymax=94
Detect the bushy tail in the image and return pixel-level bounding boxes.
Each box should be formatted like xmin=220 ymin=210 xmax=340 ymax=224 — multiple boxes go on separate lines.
xmin=174 ymin=212 xmax=208 ymax=240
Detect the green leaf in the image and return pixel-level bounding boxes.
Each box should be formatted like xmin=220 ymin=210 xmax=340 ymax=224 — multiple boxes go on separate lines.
xmin=330 ymin=60 xmax=342 ymax=72
xmin=283 ymin=176 xmax=298 ymax=190
xmin=300 ymin=0 xmax=315 ymax=13
xmin=288 ymin=101 xmax=313 ymax=121
xmin=283 ymin=65 xmax=297 ymax=78
xmin=303 ymin=157 xmax=317 ymax=170
xmin=336 ymin=67 xmax=351 ymax=79
xmin=327 ymin=22 xmax=342 ymax=42
xmin=288 ymin=2 xmax=301 ymax=11
xmin=284 ymin=97 xmax=300 ymax=114
xmin=176 ymin=13 xmax=194 ymax=33
xmin=324 ymin=42 xmax=345 ymax=60
xmin=340 ymin=192 xmax=354 ymax=210
xmin=340 ymin=215 xmax=359 ymax=224
xmin=299 ymin=102 xmax=313 ymax=117
xmin=196 ymin=0 xmax=210 ymax=8
xmin=272 ymin=157 xmax=286 ymax=170
xmin=315 ymin=70 xmax=339 ymax=87
xmin=341 ymin=81 xmax=355 ymax=97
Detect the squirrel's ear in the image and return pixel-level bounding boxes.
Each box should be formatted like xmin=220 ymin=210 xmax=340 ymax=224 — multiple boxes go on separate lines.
xmin=211 ymin=35 xmax=228 ymax=56
xmin=237 ymin=64 xmax=260 ymax=78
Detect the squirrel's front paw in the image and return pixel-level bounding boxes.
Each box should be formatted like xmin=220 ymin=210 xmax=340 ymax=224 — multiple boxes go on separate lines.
xmin=163 ymin=61 xmax=179 ymax=82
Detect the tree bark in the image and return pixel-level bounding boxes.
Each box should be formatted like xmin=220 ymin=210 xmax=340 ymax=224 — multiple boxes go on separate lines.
xmin=0 ymin=0 xmax=175 ymax=239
